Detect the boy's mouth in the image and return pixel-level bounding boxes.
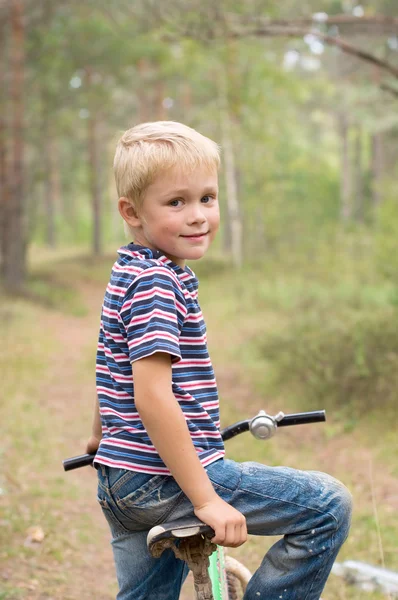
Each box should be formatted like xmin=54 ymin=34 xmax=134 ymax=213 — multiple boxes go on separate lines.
xmin=181 ymin=231 xmax=209 ymax=238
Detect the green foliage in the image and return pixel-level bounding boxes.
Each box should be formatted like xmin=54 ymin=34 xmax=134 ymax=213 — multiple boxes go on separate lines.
xmin=199 ymin=227 xmax=398 ymax=422
xmin=18 ymin=0 xmax=398 ymax=267
xmin=8 ymin=0 xmax=398 ymax=424
xmin=257 ymin=300 xmax=398 ymax=418
xmin=27 ymin=273 xmax=87 ymax=316
xmin=0 ymin=590 xmax=24 ymax=599
xmin=374 ymin=194 xmax=398 ymax=284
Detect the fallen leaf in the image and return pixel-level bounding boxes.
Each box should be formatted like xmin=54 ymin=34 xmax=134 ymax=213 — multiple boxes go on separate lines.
xmin=25 ymin=525 xmax=45 ymax=544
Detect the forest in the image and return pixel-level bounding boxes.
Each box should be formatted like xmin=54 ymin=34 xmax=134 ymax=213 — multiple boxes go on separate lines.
xmin=1 ymin=1 xmax=398 ymax=598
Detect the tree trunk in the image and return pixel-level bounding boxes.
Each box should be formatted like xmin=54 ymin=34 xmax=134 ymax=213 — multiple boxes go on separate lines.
xmin=254 ymin=204 xmax=266 ymax=255
xmin=43 ymin=122 xmax=57 ymax=248
xmin=88 ymin=113 xmax=102 ymax=255
xmin=52 ymin=139 xmax=61 ymax=237
xmin=218 ymin=65 xmax=242 ymax=268
xmin=353 ymin=126 xmax=363 ymax=221
xmin=0 ymin=17 xmax=9 ymax=275
xmin=3 ymin=0 xmax=26 ymax=290
xmin=86 ymin=67 xmax=102 ymax=256
xmin=371 ymin=132 xmax=384 ymax=207
xmin=338 ymin=113 xmax=352 ymax=222
xmin=137 ymin=58 xmax=151 ymax=123
xmin=41 ymin=0 xmax=57 ymax=248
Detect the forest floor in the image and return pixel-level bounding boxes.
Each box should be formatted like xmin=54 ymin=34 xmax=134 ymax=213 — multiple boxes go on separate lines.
xmin=1 ymin=254 xmax=397 ymax=599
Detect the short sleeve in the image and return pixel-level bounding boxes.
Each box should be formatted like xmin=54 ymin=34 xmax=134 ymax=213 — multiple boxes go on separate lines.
xmin=120 ymin=266 xmax=187 ymax=364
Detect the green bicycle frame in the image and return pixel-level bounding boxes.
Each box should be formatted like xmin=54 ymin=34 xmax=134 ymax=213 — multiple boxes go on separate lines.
xmin=208 ymin=546 xmax=229 ymax=600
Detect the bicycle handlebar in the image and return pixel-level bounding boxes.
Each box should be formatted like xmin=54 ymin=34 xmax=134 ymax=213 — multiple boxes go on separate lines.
xmin=221 ymin=410 xmax=326 ymax=441
xmin=63 ymin=452 xmax=97 ymax=471
xmin=63 ymin=409 xmax=326 ymax=471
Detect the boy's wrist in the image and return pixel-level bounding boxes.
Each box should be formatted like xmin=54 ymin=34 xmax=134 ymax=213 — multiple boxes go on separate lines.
xmin=86 ymin=435 xmax=101 ymax=454
xmin=189 ymin=478 xmax=218 ymax=508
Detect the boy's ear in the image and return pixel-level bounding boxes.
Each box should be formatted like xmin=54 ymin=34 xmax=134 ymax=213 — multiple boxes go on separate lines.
xmin=118 ymin=197 xmax=141 ymax=228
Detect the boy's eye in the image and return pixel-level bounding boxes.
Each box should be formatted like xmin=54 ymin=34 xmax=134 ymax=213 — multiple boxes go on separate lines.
xmin=169 ymin=199 xmax=182 ymax=207
xmin=201 ymin=195 xmax=213 ymax=203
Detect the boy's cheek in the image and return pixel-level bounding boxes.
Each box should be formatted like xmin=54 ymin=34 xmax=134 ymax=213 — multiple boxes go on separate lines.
xmin=211 ymin=216 xmax=221 ymax=236
xmin=209 ymin=228 xmax=219 ymax=244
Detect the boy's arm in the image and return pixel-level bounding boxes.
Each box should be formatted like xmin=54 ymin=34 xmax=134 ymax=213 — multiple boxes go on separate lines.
xmin=86 ymin=397 xmax=102 ymax=454
xmin=133 ymin=352 xmax=247 ymax=548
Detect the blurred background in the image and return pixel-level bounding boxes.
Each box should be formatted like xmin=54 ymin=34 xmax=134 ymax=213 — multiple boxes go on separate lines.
xmin=1 ymin=1 xmax=398 ymax=598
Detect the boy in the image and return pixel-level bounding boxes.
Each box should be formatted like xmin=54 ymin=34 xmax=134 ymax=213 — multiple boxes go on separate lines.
xmin=86 ymin=121 xmax=352 ymax=600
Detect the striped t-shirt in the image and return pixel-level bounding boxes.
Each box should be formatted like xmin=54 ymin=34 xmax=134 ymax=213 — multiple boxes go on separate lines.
xmin=94 ymin=243 xmax=225 ymax=475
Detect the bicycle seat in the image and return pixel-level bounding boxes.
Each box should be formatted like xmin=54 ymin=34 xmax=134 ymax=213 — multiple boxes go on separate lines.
xmin=147 ymin=516 xmax=214 ymax=553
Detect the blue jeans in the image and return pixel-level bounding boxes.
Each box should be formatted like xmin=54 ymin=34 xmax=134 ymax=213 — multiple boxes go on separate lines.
xmin=97 ymin=459 xmax=352 ymax=600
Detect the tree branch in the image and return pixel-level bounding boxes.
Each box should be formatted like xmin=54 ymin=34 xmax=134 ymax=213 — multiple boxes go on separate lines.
xmin=231 ymin=13 xmax=398 ymax=33
xmin=230 ymin=25 xmax=398 ymax=79
xmin=380 ymin=83 xmax=398 ymax=99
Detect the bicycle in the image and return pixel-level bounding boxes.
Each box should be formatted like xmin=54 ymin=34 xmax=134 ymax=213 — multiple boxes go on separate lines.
xmin=64 ymin=409 xmax=326 ymax=600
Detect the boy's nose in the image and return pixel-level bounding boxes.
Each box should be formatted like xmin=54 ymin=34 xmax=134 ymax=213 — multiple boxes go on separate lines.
xmin=187 ymin=206 xmax=206 ymax=225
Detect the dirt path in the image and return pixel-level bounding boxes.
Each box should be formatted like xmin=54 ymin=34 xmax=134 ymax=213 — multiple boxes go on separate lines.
xmin=2 ymin=277 xmax=398 ymax=599
xmin=1 ymin=281 xmax=117 ymax=599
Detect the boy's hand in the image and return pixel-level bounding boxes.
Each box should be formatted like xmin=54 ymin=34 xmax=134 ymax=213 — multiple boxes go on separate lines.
xmin=194 ymin=496 xmax=247 ymax=548
xmin=86 ymin=435 xmax=101 ymax=455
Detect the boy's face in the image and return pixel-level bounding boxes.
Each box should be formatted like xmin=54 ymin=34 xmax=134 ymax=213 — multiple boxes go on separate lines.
xmin=123 ymin=164 xmax=220 ymax=268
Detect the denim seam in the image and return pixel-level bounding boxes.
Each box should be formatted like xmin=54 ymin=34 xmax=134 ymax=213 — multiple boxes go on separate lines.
xmin=111 ymin=470 xmax=139 ymax=495
xmin=160 ymin=491 xmax=189 ymax=525
xmin=239 ymin=487 xmax=340 ymax=531
xmin=114 ymin=475 xmax=167 ymax=503
xmin=113 ymin=489 xmax=187 ymax=532
xmin=209 ymin=461 xmax=243 ymax=495
xmin=98 ymin=479 xmax=109 ymax=495
xmin=99 ymin=498 xmax=131 ymax=538
xmin=211 ymin=481 xmax=236 ymax=493
xmin=228 ymin=463 xmax=244 ymax=504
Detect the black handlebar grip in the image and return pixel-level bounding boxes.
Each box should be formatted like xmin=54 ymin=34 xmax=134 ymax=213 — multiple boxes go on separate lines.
xmin=63 ymin=453 xmax=95 ymax=471
xmin=278 ymin=410 xmax=326 ymax=427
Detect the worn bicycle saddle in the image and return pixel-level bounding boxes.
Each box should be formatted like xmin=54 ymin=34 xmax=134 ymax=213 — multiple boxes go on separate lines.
xmin=147 ymin=516 xmax=214 ymax=552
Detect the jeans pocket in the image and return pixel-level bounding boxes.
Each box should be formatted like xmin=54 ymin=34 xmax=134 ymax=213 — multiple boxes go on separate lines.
xmin=115 ymin=475 xmax=185 ymax=529
xmin=97 ymin=496 xmax=131 ymax=537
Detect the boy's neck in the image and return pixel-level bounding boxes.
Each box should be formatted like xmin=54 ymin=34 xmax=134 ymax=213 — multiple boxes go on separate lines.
xmin=132 ymin=240 xmax=186 ymax=269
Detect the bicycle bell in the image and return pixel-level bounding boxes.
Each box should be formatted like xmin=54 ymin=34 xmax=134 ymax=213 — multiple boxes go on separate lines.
xmin=249 ymin=410 xmax=285 ymax=440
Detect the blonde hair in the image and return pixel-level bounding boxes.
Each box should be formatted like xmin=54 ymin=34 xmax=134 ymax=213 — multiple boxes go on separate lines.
xmin=113 ymin=121 xmax=221 ymax=238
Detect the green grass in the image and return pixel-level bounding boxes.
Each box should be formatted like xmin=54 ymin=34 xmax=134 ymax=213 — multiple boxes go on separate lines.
xmin=197 ymin=257 xmax=398 ymax=418
xmin=0 ymin=285 xmax=100 ymax=574
xmin=0 ymin=588 xmax=24 ymax=599
xmin=1 ymin=245 xmax=397 ymax=599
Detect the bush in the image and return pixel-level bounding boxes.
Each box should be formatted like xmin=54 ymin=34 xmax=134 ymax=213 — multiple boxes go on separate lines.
xmin=259 ymin=307 xmax=398 ymax=418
